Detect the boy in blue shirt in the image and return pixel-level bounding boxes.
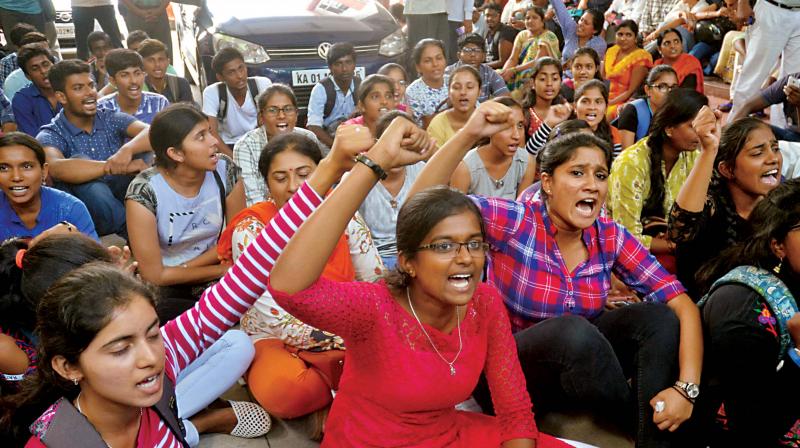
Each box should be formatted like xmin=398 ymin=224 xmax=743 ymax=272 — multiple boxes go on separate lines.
xmin=98 ymin=49 xmax=169 ymax=124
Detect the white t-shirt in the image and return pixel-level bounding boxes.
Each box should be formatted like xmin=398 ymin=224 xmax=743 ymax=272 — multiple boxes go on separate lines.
xmin=202 ymin=76 xmax=272 ymax=145
xmin=661 ymin=0 xmax=709 ymax=27
xmin=501 ymin=0 xmax=533 ymax=24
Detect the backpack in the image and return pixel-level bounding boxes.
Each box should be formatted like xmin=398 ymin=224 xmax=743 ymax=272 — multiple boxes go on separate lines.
xmin=630 ymin=98 xmax=651 ymax=142
xmin=321 ymin=75 xmax=361 ymax=120
xmin=698 ymin=265 xmax=799 ymax=365
xmin=166 ymin=74 xmax=181 ymax=102
xmin=216 ymin=77 xmax=260 ymax=123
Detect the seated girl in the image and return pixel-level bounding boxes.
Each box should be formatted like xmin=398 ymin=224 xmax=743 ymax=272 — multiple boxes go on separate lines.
xmin=499 ymin=6 xmax=560 ymax=96
xmin=0 ymin=126 xmax=381 ymax=447
xmin=604 ymin=20 xmax=653 ymax=119
xmin=617 ymin=65 xmax=680 ymax=149
xmin=608 ymin=89 xmax=707 ymax=265
xmin=410 ymin=101 xmax=703 ymax=447
xmin=377 ymin=62 xmax=411 ymax=113
xmin=216 ymin=131 xmax=383 ymax=432
xmin=0 ymin=133 xmax=97 ymax=241
xmin=405 ymin=39 xmax=449 ymax=128
xmin=359 ymin=111 xmax=427 ymax=269
xmin=267 ymin=113 xmax=571 ymax=447
xmin=692 ymin=180 xmax=799 ymax=447
xmin=560 ymin=47 xmax=604 ymax=103
xmin=654 ymin=29 xmax=704 ymax=93
xmin=0 ymin=232 xmax=268 ymax=446
xmin=522 ymin=57 xmax=565 ymax=138
xmin=527 ymin=80 xmax=623 ymax=157
xmin=343 ymin=74 xmax=396 ymax=135
xmin=234 ymin=84 xmax=319 ymax=206
xmin=427 ymin=65 xmax=481 ymax=146
xmin=125 ymin=104 xmax=246 ymax=321
xmin=669 ymin=116 xmax=782 ymax=299
xmin=451 ymin=97 xmax=537 ymax=200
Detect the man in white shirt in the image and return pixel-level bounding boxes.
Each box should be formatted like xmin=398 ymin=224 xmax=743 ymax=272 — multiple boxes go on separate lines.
xmin=202 ymin=47 xmax=271 ymax=157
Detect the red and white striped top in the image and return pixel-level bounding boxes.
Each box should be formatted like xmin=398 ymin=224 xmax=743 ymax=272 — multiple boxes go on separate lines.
xmin=27 ymin=182 xmax=324 ymax=448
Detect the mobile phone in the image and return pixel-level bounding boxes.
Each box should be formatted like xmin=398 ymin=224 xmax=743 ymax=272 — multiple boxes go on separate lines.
xmin=788 ymin=76 xmax=800 ymax=89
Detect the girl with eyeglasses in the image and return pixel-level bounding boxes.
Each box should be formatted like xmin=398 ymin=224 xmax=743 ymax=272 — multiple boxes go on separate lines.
xmin=654 ymin=28 xmax=704 ymax=94
xmin=608 ymin=89 xmax=708 ymax=268
xmin=410 ymin=101 xmax=703 ymax=447
xmin=234 ymin=84 xmax=320 ymax=206
xmin=617 ymin=65 xmax=679 ymax=149
xmin=670 ymin=116 xmax=782 ymax=300
xmin=267 ymin=112 xmax=571 ymax=448
xmin=450 ymin=97 xmax=537 ymax=200
xmin=126 ymin=104 xmax=246 ymax=321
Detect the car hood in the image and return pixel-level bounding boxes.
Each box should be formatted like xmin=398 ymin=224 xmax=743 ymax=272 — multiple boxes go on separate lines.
xmin=204 ymin=0 xmax=398 ymax=46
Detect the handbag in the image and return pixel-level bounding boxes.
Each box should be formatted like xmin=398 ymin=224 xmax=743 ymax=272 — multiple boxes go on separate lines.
xmin=288 ymin=346 xmax=345 ymax=391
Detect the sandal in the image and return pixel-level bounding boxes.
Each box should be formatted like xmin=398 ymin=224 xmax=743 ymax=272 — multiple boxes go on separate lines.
xmin=228 ymin=401 xmax=271 ymax=438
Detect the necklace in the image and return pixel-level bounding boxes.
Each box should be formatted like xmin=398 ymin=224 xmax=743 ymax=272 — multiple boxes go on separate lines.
xmin=491 ymin=177 xmax=505 ymax=189
xmin=75 ymin=393 xmax=143 ymax=448
xmin=406 ymin=288 xmax=463 ymax=376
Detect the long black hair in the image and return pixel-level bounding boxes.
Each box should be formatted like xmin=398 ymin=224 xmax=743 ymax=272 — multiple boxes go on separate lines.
xmin=574 ymin=79 xmax=614 ymax=147
xmin=643 ymin=88 xmax=707 ymax=218
xmin=696 ymin=179 xmax=800 ymax=293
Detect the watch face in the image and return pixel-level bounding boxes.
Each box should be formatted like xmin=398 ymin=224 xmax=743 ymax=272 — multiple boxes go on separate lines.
xmin=687 ymin=383 xmax=700 ymax=399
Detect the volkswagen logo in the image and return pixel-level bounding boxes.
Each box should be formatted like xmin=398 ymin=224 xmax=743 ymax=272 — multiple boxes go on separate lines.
xmin=317 ymin=42 xmax=332 ymax=60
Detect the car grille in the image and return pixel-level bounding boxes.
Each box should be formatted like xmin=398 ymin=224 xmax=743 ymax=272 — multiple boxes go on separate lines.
xmin=267 ymin=44 xmax=379 ymax=61
xmin=293 ymin=85 xmax=314 ymax=110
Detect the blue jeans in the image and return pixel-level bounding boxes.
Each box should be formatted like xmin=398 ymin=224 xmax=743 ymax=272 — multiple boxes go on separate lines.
xmin=689 ymin=42 xmax=720 ymax=75
xmin=175 ymin=330 xmax=256 ymax=446
xmin=65 ymin=174 xmax=132 ymax=238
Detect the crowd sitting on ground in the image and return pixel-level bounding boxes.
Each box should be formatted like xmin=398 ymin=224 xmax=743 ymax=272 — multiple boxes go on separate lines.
xmin=0 ymin=0 xmax=800 ymax=446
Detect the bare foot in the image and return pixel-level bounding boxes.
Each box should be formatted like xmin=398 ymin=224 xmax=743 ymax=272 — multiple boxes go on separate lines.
xmin=189 ymin=406 xmax=238 ymax=435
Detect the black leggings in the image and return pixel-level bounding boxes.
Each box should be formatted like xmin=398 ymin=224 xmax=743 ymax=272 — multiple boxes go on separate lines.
xmin=475 ymin=302 xmax=681 ymax=448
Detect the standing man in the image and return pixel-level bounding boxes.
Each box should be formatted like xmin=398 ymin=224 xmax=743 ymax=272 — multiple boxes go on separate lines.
xmin=306 ymin=42 xmax=359 ymax=150
xmin=11 ymin=44 xmax=60 ymax=136
xmin=484 ymin=3 xmax=519 ymax=69
xmin=446 ymin=0 xmax=475 ymax=63
xmin=37 ymin=59 xmax=153 ymax=238
xmin=71 ymin=0 xmax=124 ymax=61
xmin=728 ymin=0 xmax=800 ymax=125
xmin=406 ymin=0 xmax=452 ymax=63
xmin=118 ymin=0 xmax=173 ymax=57
xmin=0 ymin=1 xmax=45 ymax=43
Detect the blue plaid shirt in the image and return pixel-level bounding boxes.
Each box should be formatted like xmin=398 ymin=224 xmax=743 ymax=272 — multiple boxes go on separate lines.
xmin=0 ymin=53 xmax=18 ymax=86
xmin=36 ymin=108 xmax=137 ymax=161
xmin=0 ymin=86 xmax=13 ymax=125
xmin=98 ymin=91 xmax=169 ymax=124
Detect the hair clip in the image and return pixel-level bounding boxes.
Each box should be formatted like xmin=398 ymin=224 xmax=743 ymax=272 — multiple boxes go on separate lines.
xmin=15 ymin=249 xmax=27 ymax=269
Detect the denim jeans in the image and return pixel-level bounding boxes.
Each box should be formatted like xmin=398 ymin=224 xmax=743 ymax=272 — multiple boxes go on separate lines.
xmin=689 ymin=42 xmax=720 ymax=75
xmin=475 ymin=302 xmax=681 ymax=448
xmin=175 ymin=330 xmax=256 ymax=446
xmin=65 ymin=174 xmax=132 ymax=239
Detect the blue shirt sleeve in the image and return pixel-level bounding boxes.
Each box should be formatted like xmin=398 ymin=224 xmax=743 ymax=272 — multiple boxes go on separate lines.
xmin=487 ymin=69 xmax=510 ymax=97
xmin=36 ymin=127 xmax=70 ymax=157
xmin=551 ymin=0 xmax=576 ymax=38
xmin=761 ymin=73 xmax=793 ymax=106
xmin=13 ymin=92 xmax=39 ymax=135
xmin=111 ymin=110 xmax=138 ymax=138
xmin=68 ymin=198 xmax=100 ymax=241
xmin=306 ymin=83 xmax=327 ymax=127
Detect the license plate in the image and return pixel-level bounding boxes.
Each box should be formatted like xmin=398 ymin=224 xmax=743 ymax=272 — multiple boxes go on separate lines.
xmin=56 ymin=25 xmax=74 ymax=38
xmin=292 ymin=67 xmax=366 ymax=87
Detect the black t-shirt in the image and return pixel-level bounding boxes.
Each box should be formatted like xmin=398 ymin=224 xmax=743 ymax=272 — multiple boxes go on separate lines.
xmin=485 ymin=24 xmax=519 ymax=63
xmin=617 ymin=102 xmax=640 ymax=133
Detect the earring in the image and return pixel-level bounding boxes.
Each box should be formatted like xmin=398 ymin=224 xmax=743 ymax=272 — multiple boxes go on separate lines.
xmin=408 ymin=270 xmax=415 ymax=278
xmin=72 ymin=378 xmax=79 ymax=386
xmin=774 ymin=258 xmax=783 ymax=275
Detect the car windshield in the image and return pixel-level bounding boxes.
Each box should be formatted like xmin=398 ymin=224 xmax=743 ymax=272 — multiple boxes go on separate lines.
xmin=207 ymin=0 xmax=380 ymax=20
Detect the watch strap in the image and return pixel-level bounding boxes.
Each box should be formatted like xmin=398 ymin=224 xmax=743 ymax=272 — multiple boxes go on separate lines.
xmin=355 ymin=154 xmax=388 ymax=180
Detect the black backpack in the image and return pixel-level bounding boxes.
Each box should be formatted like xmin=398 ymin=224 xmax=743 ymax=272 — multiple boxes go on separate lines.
xmin=321 ymin=75 xmax=361 ymax=120
xmin=216 ymin=77 xmax=260 ymax=123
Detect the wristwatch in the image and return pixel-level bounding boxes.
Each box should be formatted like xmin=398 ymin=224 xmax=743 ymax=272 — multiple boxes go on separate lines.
xmin=674 ymin=380 xmax=700 ymax=399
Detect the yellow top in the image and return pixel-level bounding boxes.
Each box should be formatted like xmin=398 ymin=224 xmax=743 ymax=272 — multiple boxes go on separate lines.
xmin=427 ymin=112 xmax=459 ymax=146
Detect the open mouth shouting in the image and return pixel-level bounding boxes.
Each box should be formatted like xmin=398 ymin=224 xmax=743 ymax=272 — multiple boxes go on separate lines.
xmin=761 ymin=168 xmax=779 ymax=187
xmin=575 ymin=197 xmax=598 ymax=219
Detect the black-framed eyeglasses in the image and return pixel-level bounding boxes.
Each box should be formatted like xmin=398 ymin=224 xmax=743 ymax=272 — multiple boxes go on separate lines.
xmin=649 ymin=83 xmax=678 ymax=93
xmin=460 ymin=47 xmax=485 ymax=54
xmin=417 ymin=240 xmax=490 ymax=258
xmin=265 ymin=105 xmax=298 ymax=116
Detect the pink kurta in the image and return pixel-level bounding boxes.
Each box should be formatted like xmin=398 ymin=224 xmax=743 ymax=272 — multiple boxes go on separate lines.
xmin=270 ymin=278 xmax=571 ymax=447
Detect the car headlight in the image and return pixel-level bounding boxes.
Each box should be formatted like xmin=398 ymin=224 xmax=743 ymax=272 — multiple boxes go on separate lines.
xmin=212 ymin=33 xmax=270 ymax=64
xmin=378 ymin=29 xmax=407 ymax=57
